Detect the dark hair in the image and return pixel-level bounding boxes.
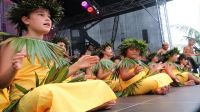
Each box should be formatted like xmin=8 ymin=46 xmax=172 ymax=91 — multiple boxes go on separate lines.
xmin=99 ymin=43 xmax=112 ymax=58
xmin=8 ymin=0 xmax=64 ymax=31
xmin=147 ymin=53 xmax=157 ymax=62
xmin=162 ymin=47 xmax=180 ymax=61
xmin=177 ymin=54 xmax=187 ymax=64
xmin=118 ymin=38 xmax=147 ymax=56
xmin=86 ymin=43 xmax=95 ymax=49
xmin=52 ymin=37 xmax=69 ymax=50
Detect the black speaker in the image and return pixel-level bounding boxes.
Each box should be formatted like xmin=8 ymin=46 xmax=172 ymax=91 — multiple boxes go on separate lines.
xmin=142 ymin=29 xmax=149 ymax=43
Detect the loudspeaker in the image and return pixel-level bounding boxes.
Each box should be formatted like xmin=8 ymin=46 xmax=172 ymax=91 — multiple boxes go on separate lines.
xmin=142 ymin=29 xmax=149 ymax=43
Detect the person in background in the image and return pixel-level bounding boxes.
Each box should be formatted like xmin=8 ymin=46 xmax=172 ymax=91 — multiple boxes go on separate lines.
xmin=177 ymin=54 xmax=192 ymax=71
xmin=177 ymin=54 xmax=199 ymax=77
xmin=52 ymin=37 xmax=70 ymax=61
xmin=85 ymin=43 xmax=95 ymax=55
xmin=147 ymin=53 xmax=164 ymax=73
xmin=183 ymin=38 xmax=200 ymax=73
xmin=92 ymin=43 xmax=120 ymax=92
xmin=157 ymin=42 xmax=169 ymax=56
xmin=162 ymin=48 xmax=200 ymax=86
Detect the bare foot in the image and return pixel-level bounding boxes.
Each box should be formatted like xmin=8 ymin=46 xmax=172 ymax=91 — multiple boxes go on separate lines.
xmin=153 ymin=86 xmax=170 ymax=95
xmin=184 ymin=80 xmax=195 ymax=86
xmin=89 ymin=100 xmax=116 ymax=111
xmin=104 ymin=100 xmax=116 ymax=109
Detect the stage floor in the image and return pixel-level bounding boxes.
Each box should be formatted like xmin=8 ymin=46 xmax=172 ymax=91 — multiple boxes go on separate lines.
xmin=101 ymin=85 xmax=200 ymax=112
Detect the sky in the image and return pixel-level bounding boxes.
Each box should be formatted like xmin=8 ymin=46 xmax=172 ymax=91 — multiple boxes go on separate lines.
xmin=167 ymin=0 xmax=200 ymax=50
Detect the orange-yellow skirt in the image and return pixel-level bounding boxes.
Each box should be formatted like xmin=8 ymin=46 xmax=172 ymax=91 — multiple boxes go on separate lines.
xmin=15 ymin=80 xmax=116 ymax=112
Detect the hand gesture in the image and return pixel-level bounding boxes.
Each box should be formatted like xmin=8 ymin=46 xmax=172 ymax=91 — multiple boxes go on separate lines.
xmin=134 ymin=64 xmax=143 ymax=74
xmin=163 ymin=63 xmax=173 ymax=72
xmin=76 ymin=55 xmax=99 ymax=69
xmin=149 ymin=62 xmax=164 ymax=73
xmin=12 ymin=50 xmax=26 ymax=70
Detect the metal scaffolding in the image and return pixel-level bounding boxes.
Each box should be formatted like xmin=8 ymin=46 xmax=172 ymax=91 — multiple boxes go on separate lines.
xmin=58 ymin=0 xmax=157 ymax=29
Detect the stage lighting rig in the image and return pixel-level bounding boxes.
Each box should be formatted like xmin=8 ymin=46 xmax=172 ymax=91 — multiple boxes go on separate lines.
xmin=81 ymin=0 xmax=100 ymax=15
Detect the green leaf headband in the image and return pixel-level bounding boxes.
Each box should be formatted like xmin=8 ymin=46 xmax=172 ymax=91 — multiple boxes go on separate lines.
xmin=118 ymin=38 xmax=147 ymax=56
xmin=163 ymin=47 xmax=180 ymax=60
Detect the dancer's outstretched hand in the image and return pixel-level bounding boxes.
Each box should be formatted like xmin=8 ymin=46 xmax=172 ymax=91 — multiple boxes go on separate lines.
xmin=12 ymin=49 xmax=26 ymax=70
xmin=75 ymin=55 xmax=99 ymax=69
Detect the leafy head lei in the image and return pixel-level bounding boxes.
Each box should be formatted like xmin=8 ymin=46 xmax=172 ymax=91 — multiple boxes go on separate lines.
xmin=8 ymin=0 xmax=64 ymax=31
xmin=92 ymin=42 xmax=112 ymax=58
xmin=118 ymin=38 xmax=147 ymax=56
xmin=147 ymin=52 xmax=157 ymax=62
xmin=163 ymin=47 xmax=180 ymax=60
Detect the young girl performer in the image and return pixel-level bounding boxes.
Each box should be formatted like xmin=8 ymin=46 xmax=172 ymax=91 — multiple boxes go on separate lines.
xmin=0 ymin=0 xmax=116 ymax=111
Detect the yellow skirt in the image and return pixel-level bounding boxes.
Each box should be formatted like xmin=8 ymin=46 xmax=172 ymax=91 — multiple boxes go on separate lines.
xmin=0 ymin=88 xmax=10 ymax=111
xmin=119 ymin=72 xmax=173 ymax=95
xmin=134 ymin=73 xmax=173 ymax=95
xmin=104 ymin=79 xmax=120 ymax=92
xmin=15 ymin=80 xmax=117 ymax=112
xmin=174 ymin=71 xmax=189 ymax=84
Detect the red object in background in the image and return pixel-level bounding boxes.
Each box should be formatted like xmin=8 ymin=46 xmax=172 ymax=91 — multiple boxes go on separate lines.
xmin=81 ymin=1 xmax=99 ymax=15
xmin=87 ymin=7 xmax=94 ymax=13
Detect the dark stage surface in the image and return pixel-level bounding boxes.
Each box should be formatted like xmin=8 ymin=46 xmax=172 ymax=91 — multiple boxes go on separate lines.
xmin=101 ymin=85 xmax=200 ymax=112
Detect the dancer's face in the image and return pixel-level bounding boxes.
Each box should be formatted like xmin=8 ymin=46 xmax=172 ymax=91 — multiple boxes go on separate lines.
xmin=22 ymin=8 xmax=52 ymax=35
xmin=126 ymin=48 xmax=140 ymax=59
xmin=57 ymin=42 xmax=67 ymax=52
xmin=180 ymin=58 xmax=188 ymax=66
xmin=152 ymin=56 xmax=159 ymax=63
xmin=103 ymin=46 xmax=113 ymax=57
xmin=170 ymin=54 xmax=178 ymax=62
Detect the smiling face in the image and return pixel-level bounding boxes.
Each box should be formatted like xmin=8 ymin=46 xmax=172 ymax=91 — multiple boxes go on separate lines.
xmin=22 ymin=8 xmax=52 ymax=37
xmin=126 ymin=48 xmax=140 ymax=59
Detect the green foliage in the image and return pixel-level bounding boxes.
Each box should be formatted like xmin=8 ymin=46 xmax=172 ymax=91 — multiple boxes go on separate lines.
xmin=92 ymin=59 xmax=119 ymax=80
xmin=35 ymin=72 xmax=40 ymax=87
xmin=15 ymin=84 xmax=29 ymax=94
xmin=147 ymin=52 xmax=157 ymax=62
xmin=3 ymin=100 xmax=20 ymax=112
xmin=162 ymin=47 xmax=179 ymax=61
xmin=0 ymin=33 xmax=81 ymax=111
xmin=118 ymin=38 xmax=147 ymax=56
xmin=100 ymin=42 xmax=112 ymax=52
xmin=0 ymin=37 xmax=68 ymax=67
xmin=68 ymin=75 xmax=86 ymax=83
xmin=0 ymin=32 xmax=10 ymax=35
xmin=51 ymin=65 xmax=69 ymax=83
xmin=118 ymin=58 xmax=138 ymax=69
xmin=116 ymin=76 xmax=147 ymax=97
xmin=172 ymin=24 xmax=200 ymax=46
xmin=111 ymin=58 xmax=148 ymax=80
xmin=100 ymin=59 xmax=114 ymax=71
xmin=92 ymin=59 xmax=114 ymax=74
